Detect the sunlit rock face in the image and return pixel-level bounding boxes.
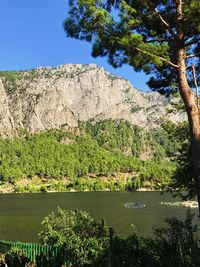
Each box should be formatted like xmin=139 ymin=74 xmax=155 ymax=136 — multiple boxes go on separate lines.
xmin=0 ymin=79 xmax=16 ymax=137
xmin=0 ymin=64 xmax=186 ymax=137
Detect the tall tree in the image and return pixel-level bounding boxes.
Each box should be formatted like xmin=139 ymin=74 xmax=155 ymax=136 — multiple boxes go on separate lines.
xmin=64 ymin=0 xmax=200 ymax=211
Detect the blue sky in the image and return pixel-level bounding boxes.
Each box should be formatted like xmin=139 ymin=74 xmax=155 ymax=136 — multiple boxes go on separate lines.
xmin=0 ymin=0 xmax=150 ymax=91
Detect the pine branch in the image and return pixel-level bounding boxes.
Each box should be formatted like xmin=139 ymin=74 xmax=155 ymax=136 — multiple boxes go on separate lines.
xmin=186 ymin=52 xmax=200 ymax=59
xmin=185 ymin=36 xmax=200 ymax=47
xmin=89 ymin=9 xmax=179 ymax=68
xmin=145 ymin=38 xmax=171 ymax=43
xmin=150 ymin=6 xmax=177 ymax=39
xmin=191 ymin=65 xmax=199 ymax=100
xmin=133 ymin=46 xmax=179 ymax=68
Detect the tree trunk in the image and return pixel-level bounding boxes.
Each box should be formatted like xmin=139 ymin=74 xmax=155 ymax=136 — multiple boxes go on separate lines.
xmin=175 ymin=0 xmax=200 ymax=214
xmin=177 ymin=49 xmax=200 ymax=215
xmin=178 ymin=73 xmax=200 ymax=216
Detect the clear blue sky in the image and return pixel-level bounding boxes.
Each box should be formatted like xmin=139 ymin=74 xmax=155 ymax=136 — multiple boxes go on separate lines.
xmin=0 ymin=0 xmax=150 ymax=91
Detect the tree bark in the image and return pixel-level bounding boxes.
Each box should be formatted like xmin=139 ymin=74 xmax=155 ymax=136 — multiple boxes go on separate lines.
xmin=175 ymin=0 xmax=200 ymax=214
xmin=177 ymin=56 xmax=200 ymax=215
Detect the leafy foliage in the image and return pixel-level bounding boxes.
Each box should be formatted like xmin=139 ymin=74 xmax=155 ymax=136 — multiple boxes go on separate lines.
xmin=162 ymin=120 xmax=195 ymax=198
xmin=153 ymin=209 xmax=200 ymax=267
xmin=38 ymin=207 xmax=108 ymax=266
xmin=112 ymin=209 xmax=200 ymax=267
xmin=111 ymin=235 xmax=156 ymax=267
xmin=4 ymin=248 xmax=30 ymax=267
xmin=37 ymin=208 xmax=200 ymax=267
xmin=4 ymin=208 xmax=200 ymax=266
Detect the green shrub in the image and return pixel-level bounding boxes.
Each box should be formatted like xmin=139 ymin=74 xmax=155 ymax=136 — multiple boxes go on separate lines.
xmin=38 ymin=208 xmax=109 ymax=266
xmin=5 ymin=248 xmax=30 ymax=267
xmin=153 ymin=209 xmax=200 ymax=267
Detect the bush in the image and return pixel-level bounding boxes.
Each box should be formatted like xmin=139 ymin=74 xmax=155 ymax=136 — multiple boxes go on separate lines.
xmin=153 ymin=209 xmax=200 ymax=267
xmin=5 ymin=248 xmax=30 ymax=267
xmin=112 ymin=235 xmax=157 ymax=267
xmin=4 ymin=209 xmax=200 ymax=267
xmin=38 ymin=208 xmax=109 ymax=266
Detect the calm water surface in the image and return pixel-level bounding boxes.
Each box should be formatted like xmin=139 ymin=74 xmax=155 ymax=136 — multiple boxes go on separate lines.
xmin=0 ymin=191 xmax=198 ymax=242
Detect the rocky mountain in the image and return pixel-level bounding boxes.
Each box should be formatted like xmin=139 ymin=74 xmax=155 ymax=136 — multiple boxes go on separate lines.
xmin=0 ymin=64 xmax=186 ymax=138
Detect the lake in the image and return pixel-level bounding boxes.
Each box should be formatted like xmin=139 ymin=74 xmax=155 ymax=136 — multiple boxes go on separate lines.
xmin=0 ymin=191 xmax=198 ymax=242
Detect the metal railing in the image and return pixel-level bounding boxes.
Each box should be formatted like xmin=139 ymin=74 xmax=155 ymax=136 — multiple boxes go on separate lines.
xmin=0 ymin=240 xmax=59 ymax=262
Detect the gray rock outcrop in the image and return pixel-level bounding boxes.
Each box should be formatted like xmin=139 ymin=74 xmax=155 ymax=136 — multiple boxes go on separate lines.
xmin=0 ymin=64 xmax=186 ymax=137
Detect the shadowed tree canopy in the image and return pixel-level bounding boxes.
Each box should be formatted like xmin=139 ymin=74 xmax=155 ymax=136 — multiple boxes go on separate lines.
xmin=64 ymin=0 xmax=200 ymax=213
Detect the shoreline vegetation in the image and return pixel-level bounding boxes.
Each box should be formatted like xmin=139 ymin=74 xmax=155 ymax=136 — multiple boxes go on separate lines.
xmin=0 ymin=174 xmax=164 ymax=194
xmin=0 ymin=177 xmax=197 ymax=209
xmin=0 ymin=120 xmax=188 ymax=201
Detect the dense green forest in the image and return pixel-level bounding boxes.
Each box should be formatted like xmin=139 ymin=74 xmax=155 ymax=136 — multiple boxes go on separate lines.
xmin=0 ymin=120 xmax=184 ymax=192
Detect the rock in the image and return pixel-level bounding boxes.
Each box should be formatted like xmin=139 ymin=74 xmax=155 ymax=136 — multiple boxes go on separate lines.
xmin=0 ymin=64 xmax=186 ymax=137
xmin=0 ymin=79 xmax=16 ymax=137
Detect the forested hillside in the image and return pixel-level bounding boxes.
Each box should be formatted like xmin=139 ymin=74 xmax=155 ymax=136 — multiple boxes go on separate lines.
xmin=0 ymin=120 xmax=183 ymax=193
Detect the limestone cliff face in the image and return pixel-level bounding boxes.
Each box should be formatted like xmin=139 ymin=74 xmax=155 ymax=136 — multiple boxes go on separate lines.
xmin=0 ymin=64 xmax=186 ymax=137
xmin=0 ymin=79 xmax=16 ymax=137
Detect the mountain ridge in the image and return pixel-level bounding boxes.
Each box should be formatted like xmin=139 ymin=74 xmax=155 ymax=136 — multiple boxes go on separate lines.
xmin=0 ymin=64 xmax=186 ymax=137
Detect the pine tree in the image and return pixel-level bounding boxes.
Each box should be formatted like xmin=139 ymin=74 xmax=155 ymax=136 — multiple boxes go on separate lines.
xmin=64 ymin=0 xmax=200 ymax=212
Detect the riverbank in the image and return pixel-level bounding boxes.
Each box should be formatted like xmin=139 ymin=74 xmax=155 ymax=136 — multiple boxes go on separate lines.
xmin=1 ymin=178 xmax=197 ymax=209
xmin=0 ymin=175 xmax=165 ymax=194
xmin=160 ymin=201 xmax=198 ymax=209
